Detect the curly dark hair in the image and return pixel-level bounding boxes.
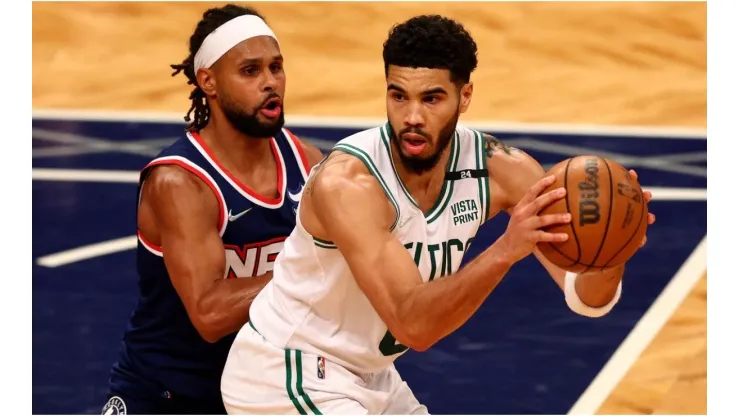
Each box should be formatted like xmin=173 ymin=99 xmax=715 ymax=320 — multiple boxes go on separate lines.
xmin=170 ymin=4 xmax=266 ymax=131
xmin=382 ymin=15 xmax=478 ymax=87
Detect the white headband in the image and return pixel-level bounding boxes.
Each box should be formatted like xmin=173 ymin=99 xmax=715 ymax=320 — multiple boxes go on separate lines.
xmin=193 ymin=14 xmax=279 ymax=73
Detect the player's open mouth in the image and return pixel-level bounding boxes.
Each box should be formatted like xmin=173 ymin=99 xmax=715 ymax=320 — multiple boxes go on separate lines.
xmin=260 ymin=97 xmax=282 ymax=119
xmin=401 ymin=134 xmax=427 ymax=155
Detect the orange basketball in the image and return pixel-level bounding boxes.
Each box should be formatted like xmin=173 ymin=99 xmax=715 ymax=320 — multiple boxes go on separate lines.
xmin=536 ymin=155 xmax=648 ymax=273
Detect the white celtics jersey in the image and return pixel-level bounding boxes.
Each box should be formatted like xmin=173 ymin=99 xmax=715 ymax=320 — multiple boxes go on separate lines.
xmin=248 ymin=122 xmax=491 ymax=374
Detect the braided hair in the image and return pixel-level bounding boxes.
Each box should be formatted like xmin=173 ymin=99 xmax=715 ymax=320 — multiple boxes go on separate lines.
xmin=170 ymin=4 xmax=267 ymax=131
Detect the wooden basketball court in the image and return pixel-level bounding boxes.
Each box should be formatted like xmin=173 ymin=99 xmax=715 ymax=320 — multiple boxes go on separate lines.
xmin=32 ymin=2 xmax=707 ymax=414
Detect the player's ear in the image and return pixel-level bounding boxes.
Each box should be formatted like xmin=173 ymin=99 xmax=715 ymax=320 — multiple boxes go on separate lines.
xmin=459 ymin=82 xmax=473 ymax=113
xmin=196 ymin=68 xmax=217 ymax=97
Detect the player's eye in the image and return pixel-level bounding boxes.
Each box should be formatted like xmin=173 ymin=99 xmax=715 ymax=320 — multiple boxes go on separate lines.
xmin=242 ymin=66 xmax=259 ymax=75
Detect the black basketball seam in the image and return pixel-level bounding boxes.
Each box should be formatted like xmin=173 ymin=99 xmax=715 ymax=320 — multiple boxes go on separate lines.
xmin=584 ymin=157 xmax=614 ymax=273
xmin=546 ymin=242 xmax=578 ymax=264
xmin=539 ymin=247 xmax=602 ymax=269
xmin=570 ymin=260 xmax=601 ymax=268
xmin=600 ymin=184 xmax=647 ymax=271
xmin=563 ymin=157 xmax=582 ymax=267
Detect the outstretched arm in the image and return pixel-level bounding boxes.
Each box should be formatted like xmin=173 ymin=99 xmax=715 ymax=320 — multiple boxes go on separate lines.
xmin=302 ymin=151 xmax=570 ymax=351
xmin=139 ymin=166 xmax=271 ymax=343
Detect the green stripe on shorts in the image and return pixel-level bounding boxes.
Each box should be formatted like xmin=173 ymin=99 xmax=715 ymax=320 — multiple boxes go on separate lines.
xmin=295 ymin=351 xmax=322 ymax=414
xmin=285 ymin=350 xmax=307 ymax=415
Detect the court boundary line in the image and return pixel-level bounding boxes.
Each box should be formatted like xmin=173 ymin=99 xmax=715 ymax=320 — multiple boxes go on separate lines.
xmin=567 ymin=235 xmax=707 ymax=415
xmin=32 ymin=168 xmax=140 ymax=183
xmin=31 ymin=108 xmax=707 ymax=139
xmin=36 ymin=236 xmax=138 ymax=268
xmin=31 ymin=168 xmax=708 ymax=201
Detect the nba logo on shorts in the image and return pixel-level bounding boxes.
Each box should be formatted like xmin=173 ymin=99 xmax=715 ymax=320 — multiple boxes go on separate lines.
xmin=317 ymin=356 xmax=326 ymax=379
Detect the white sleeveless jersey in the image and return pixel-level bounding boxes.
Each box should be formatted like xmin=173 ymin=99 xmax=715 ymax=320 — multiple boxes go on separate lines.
xmin=248 ymin=122 xmax=491 ymax=374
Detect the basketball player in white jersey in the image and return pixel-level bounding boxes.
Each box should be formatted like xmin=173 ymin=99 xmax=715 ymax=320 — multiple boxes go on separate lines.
xmin=221 ymin=15 xmax=656 ymax=414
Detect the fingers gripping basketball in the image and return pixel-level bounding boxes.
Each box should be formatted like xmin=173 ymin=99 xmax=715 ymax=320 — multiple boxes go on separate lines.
xmin=537 ymin=156 xmax=648 ymax=273
xmin=499 ymin=175 xmax=571 ymax=264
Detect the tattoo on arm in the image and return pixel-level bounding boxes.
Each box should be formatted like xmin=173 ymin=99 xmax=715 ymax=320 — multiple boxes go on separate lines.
xmin=483 ymin=133 xmax=518 ymax=158
xmin=305 ymin=170 xmax=319 ymax=196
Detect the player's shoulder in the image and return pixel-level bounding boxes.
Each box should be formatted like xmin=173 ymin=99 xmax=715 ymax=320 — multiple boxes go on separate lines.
xmin=145 ymin=163 xmax=210 ymax=198
xmin=139 ymin=164 xmax=222 ymax=231
xmin=313 ymin=150 xmax=376 ymax=191
xmin=138 ymin=129 xmax=214 ymax=201
xmin=479 ymin=133 xmax=546 ymax=209
xmin=488 ymin=146 xmax=543 ymax=180
xmin=307 ymin=151 xmax=391 ymax=226
xmin=453 ymin=125 xmax=543 ymax=179
xmin=302 ymin=151 xmax=384 ymax=218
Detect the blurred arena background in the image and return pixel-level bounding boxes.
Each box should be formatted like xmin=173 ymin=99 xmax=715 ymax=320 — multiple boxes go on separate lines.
xmin=32 ymin=1 xmax=707 ymax=414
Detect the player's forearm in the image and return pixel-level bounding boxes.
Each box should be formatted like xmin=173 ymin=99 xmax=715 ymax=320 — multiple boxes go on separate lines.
xmin=195 ymin=272 xmax=272 ymax=342
xmin=398 ymin=239 xmax=515 ymax=351
xmin=574 ymin=265 xmax=623 ymax=307
xmin=534 ymin=249 xmax=622 ymax=312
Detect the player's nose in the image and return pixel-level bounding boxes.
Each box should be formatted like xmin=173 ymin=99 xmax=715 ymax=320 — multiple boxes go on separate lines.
xmin=403 ymin=102 xmax=425 ymax=127
xmin=261 ymin=71 xmax=280 ymax=92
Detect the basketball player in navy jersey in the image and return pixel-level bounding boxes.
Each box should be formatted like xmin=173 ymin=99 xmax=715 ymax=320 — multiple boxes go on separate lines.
xmin=102 ymin=5 xmax=324 ymax=415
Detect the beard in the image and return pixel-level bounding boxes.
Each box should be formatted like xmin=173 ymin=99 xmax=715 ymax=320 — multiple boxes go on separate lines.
xmin=219 ymin=92 xmax=285 ymax=139
xmin=389 ymin=110 xmax=460 ymax=175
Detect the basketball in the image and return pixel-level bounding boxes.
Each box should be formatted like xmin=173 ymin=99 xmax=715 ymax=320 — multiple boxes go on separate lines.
xmin=536 ymin=155 xmax=649 ymax=273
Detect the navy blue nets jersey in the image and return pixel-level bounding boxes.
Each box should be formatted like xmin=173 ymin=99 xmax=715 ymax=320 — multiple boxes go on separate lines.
xmin=109 ymin=128 xmax=310 ymax=401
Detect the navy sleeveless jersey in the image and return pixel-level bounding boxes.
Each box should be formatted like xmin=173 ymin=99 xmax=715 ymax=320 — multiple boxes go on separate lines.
xmin=109 ymin=128 xmax=310 ymax=402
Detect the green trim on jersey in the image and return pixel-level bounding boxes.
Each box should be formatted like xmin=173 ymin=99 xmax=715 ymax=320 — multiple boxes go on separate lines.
xmin=426 ymin=137 xmax=461 ymax=223
xmin=313 ymin=237 xmax=337 ymax=250
xmin=473 ymin=130 xmax=491 ymax=224
xmin=248 ymin=320 xmax=259 ymax=334
xmin=379 ymin=123 xmax=461 ymax=223
xmin=333 ymin=143 xmax=401 ymax=232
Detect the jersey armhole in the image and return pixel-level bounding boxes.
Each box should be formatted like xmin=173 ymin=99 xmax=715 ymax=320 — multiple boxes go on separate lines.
xmin=138 ymin=157 xmax=230 ymax=255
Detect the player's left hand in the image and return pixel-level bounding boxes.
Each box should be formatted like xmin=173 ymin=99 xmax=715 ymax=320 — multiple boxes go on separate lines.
xmin=628 ymin=169 xmax=656 ymax=248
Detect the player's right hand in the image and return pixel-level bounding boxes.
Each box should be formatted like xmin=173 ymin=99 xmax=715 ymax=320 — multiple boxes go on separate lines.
xmin=498 ymin=175 xmax=572 ymax=264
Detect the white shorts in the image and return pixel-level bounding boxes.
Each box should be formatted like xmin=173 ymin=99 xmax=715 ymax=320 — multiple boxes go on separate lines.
xmin=221 ymin=322 xmax=429 ymax=415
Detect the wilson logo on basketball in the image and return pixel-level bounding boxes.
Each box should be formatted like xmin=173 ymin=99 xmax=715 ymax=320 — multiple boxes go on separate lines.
xmin=577 ymin=157 xmax=601 ymax=226
xmin=537 ymin=155 xmax=649 ymax=274
xmin=617 ymin=182 xmax=642 ymax=203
